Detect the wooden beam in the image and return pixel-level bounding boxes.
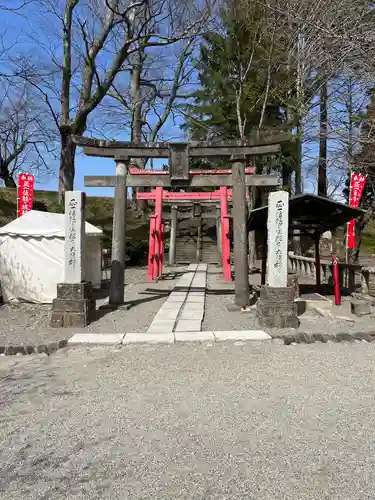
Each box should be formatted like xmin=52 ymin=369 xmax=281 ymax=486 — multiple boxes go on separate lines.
xmin=161 ymin=200 xmax=222 ymax=205
xmin=136 ymin=188 xmax=247 ymax=201
xmin=84 ymin=174 xmax=280 ymax=188
xmin=73 ymin=134 xmax=291 ymax=150
xmin=129 ymin=168 xmax=255 ymax=175
xmin=81 ymin=144 xmax=281 ymax=158
xmin=163 ymin=214 xmax=219 ymax=220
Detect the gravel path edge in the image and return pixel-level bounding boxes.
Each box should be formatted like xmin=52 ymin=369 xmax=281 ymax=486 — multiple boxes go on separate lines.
xmin=3 ymin=329 xmax=375 ymax=355
xmin=0 ymin=339 xmax=68 ymax=356
xmin=271 ymin=330 xmax=375 ymax=344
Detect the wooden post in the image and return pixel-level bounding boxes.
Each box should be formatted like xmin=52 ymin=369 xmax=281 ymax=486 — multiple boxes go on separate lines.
xmin=168 ymin=205 xmax=177 ymax=266
xmin=196 ymin=217 xmax=202 ymax=262
xmin=109 ymin=159 xmax=128 ymax=305
xmin=231 ymin=158 xmax=250 ymax=307
xmin=216 ymin=206 xmax=222 ymax=261
xmin=315 ymin=232 xmax=321 ymax=288
xmin=261 ymin=229 xmax=267 ymax=285
xmin=160 ymin=222 xmax=165 ymax=275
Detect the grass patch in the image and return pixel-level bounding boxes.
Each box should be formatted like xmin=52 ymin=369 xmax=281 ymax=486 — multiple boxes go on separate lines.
xmin=361 ymin=231 xmax=375 ymax=255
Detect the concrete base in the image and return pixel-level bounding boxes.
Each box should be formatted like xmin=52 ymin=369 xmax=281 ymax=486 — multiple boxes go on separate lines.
xmin=124 ymin=333 xmax=175 ymax=344
xmin=299 ymin=293 xmax=332 ymax=312
xmin=257 ymin=286 xmax=299 ymax=329
xmin=66 ymin=329 xmax=271 ymax=346
xmin=350 ymin=299 xmax=371 ymax=317
xmin=51 ymin=282 xmax=96 ymax=328
xmin=175 ymin=331 xmax=214 ymax=342
xmin=68 ymin=333 xmax=124 ymax=345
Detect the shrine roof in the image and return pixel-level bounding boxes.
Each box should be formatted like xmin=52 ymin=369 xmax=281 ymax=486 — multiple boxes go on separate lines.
xmin=247 ymin=193 xmax=365 ymax=235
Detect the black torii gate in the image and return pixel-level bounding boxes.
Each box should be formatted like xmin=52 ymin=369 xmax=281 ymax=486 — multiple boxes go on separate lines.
xmin=73 ymin=135 xmax=290 ymax=308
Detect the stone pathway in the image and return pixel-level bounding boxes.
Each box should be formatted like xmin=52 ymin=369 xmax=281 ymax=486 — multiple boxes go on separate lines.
xmin=147 ymin=263 xmax=207 ymax=333
xmin=68 ymin=329 xmax=271 ymax=345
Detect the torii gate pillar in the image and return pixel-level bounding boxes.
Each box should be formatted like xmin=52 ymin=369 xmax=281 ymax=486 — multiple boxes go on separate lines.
xmin=169 ymin=205 xmax=178 ymax=266
xmin=231 ymin=157 xmax=250 ymax=307
xmin=109 ymin=158 xmax=128 ymax=306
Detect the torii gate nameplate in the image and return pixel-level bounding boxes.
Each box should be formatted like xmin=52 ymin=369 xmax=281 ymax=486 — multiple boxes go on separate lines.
xmin=169 ymin=143 xmax=189 ymax=183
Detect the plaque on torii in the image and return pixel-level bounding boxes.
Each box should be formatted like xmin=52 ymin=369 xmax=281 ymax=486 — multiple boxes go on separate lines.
xmin=168 ymin=143 xmax=189 ymax=184
xmin=72 ymin=134 xmax=289 ymax=308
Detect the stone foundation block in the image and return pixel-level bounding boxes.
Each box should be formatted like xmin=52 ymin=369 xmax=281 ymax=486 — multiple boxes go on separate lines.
xmin=52 ymin=298 xmax=93 ymax=313
xmin=259 ymin=286 xmax=295 ymax=304
xmin=51 ymin=311 xmax=89 ymax=328
xmin=257 ymin=310 xmax=300 ymax=329
xmin=257 ymin=285 xmax=299 ymax=329
xmin=51 ymin=282 xmax=95 ymax=328
xmin=350 ymin=299 xmax=371 ymax=317
xmin=57 ymin=281 xmax=93 ymax=300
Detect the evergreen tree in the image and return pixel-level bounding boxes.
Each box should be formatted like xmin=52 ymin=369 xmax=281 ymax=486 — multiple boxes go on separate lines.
xmin=181 ymin=1 xmax=296 ymax=186
xmin=183 ymin=10 xmax=287 ymax=141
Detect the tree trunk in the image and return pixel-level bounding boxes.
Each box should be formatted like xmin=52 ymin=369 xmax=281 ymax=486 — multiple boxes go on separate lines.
xmin=129 ymin=56 xmax=148 ymax=212
xmin=295 ymin=119 xmax=302 ymax=194
xmin=318 ymin=81 xmax=328 ymax=197
xmin=59 ymin=132 xmax=76 ymax=202
xmin=0 ymin=163 xmax=16 ymax=188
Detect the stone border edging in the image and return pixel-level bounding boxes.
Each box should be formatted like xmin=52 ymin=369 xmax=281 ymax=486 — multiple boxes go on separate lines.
xmin=271 ymin=331 xmax=375 ymax=345
xmin=69 ymin=330 xmax=271 ymax=346
xmin=3 ymin=331 xmax=375 ymax=355
xmin=0 ymin=339 xmax=68 ymax=356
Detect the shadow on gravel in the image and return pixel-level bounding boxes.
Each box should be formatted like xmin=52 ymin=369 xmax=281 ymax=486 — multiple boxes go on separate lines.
xmin=157 ymin=271 xmax=187 ymax=280
xmin=144 ymin=287 xmax=235 ymax=295
xmin=94 ymin=291 xmax=168 ymax=322
xmin=298 ymin=283 xmax=354 ymax=297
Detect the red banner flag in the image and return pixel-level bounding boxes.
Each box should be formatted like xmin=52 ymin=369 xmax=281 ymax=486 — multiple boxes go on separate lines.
xmin=347 ymin=173 xmax=367 ymax=249
xmin=17 ymin=173 xmax=35 ymax=217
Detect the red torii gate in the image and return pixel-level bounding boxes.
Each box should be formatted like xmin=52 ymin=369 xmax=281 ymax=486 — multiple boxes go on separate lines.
xmin=134 ymin=167 xmax=254 ymax=282
xmin=137 ymin=185 xmax=243 ymax=281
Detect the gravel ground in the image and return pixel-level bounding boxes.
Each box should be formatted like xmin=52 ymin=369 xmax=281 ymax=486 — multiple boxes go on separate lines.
xmin=0 ymin=267 xmax=186 ymax=347
xmin=2 ymin=263 xmax=375 ymax=348
xmin=1 ymin=341 xmax=375 ymax=499
xmin=203 ymin=265 xmax=375 ymax=336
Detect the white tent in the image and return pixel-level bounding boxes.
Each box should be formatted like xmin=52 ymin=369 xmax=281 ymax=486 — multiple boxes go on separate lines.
xmin=0 ymin=210 xmax=102 ymax=304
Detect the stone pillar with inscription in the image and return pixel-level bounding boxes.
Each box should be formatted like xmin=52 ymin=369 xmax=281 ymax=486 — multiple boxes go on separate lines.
xmin=257 ymin=191 xmax=299 ymax=328
xmin=51 ymin=191 xmax=96 ymax=328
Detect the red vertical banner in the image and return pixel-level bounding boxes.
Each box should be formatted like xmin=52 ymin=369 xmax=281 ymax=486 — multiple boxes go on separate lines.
xmin=347 ymin=173 xmax=367 ymax=249
xmin=17 ymin=173 xmax=35 ymax=217
xmin=153 ymin=186 xmax=163 ymax=279
xmin=148 ymin=216 xmax=156 ymax=281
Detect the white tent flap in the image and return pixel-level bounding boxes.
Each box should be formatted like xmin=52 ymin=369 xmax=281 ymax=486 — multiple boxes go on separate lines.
xmin=0 ymin=210 xmax=102 ymax=303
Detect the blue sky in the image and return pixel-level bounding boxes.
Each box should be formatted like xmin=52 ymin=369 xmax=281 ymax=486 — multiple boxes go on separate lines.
xmin=1 ymin=1 xmax=366 ymax=202
xmin=0 ymin=1 xmax=189 ymax=198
